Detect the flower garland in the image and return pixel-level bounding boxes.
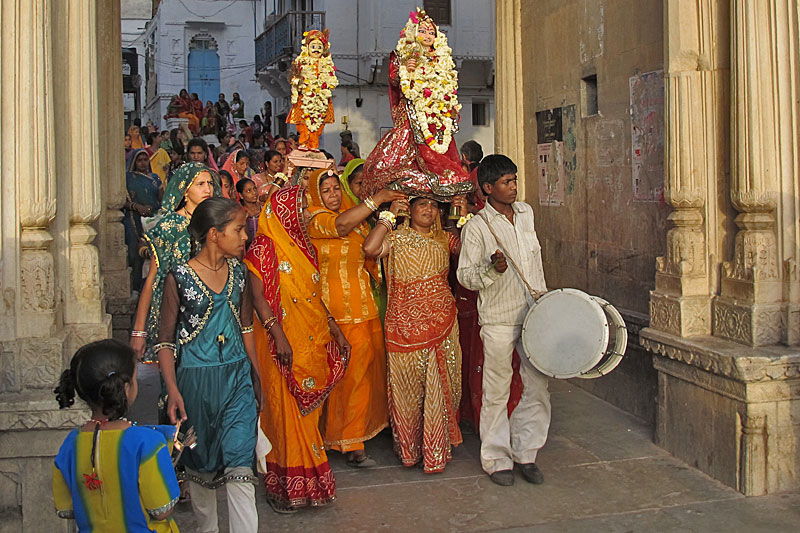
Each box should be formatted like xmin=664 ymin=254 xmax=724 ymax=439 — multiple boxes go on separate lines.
xmin=290 ymin=32 xmax=339 ymax=133
xmin=396 ymin=11 xmax=461 ymax=154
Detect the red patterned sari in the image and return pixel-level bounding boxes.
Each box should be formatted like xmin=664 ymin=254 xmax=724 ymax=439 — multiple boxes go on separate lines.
xmin=244 ymin=186 xmax=347 ymax=509
xmin=384 ymin=225 xmax=462 ymax=473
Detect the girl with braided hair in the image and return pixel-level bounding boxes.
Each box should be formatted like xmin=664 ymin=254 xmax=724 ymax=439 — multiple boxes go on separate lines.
xmin=52 ymin=339 xmax=180 ymax=532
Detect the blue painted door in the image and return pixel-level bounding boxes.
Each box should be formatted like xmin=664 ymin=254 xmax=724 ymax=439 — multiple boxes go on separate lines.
xmin=188 ymin=49 xmax=220 ymax=104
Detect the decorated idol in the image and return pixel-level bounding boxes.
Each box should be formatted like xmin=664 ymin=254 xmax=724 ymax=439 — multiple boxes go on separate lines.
xmin=361 ymin=8 xmax=473 ymax=201
xmin=287 ymin=29 xmax=339 ymax=150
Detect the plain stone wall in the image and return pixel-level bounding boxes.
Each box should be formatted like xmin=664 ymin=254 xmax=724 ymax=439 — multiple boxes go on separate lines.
xmin=568 ymin=310 xmax=656 ymax=425
xmin=518 ymin=0 xmax=666 ymax=419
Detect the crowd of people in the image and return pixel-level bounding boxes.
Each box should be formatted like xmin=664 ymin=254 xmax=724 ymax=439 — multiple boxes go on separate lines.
xmin=53 ymin=9 xmax=552 ymax=533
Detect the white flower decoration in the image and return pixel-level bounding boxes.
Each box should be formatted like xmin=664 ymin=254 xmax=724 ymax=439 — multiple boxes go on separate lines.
xmin=290 ymin=34 xmax=339 ymax=133
xmin=396 ymin=14 xmax=461 ymax=154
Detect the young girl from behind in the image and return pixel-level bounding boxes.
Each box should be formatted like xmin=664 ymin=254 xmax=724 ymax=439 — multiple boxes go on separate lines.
xmin=52 ymin=339 xmax=181 ymax=532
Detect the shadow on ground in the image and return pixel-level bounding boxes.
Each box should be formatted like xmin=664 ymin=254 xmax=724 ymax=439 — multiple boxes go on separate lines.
xmin=130 ymin=364 xmax=800 ymax=532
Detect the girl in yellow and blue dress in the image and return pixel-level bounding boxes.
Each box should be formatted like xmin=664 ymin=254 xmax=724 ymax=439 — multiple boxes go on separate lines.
xmin=52 ymin=339 xmax=180 ymax=532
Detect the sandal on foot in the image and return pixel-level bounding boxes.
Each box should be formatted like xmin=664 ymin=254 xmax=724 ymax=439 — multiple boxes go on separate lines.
xmin=346 ymin=454 xmax=377 ymax=468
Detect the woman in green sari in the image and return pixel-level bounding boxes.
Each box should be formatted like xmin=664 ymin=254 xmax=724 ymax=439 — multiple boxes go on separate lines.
xmin=130 ymin=162 xmax=220 ymax=362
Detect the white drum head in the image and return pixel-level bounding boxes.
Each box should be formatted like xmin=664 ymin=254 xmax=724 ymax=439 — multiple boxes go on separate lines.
xmin=521 ymin=289 xmax=609 ymax=379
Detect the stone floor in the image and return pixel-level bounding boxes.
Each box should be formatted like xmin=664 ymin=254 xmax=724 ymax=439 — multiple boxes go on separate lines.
xmin=130 ymin=364 xmax=800 ymax=532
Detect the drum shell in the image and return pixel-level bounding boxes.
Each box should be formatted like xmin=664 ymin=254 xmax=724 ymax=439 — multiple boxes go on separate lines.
xmin=521 ymin=288 xmax=626 ymax=379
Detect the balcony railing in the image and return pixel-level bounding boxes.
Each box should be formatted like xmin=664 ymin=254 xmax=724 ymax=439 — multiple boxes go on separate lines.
xmin=255 ymin=11 xmax=325 ymax=72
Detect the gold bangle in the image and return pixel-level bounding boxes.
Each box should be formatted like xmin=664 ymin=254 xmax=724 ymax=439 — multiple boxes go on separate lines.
xmin=262 ymin=316 xmax=278 ymax=331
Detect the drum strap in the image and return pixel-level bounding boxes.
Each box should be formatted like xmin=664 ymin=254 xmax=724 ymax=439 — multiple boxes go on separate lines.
xmin=478 ymin=212 xmax=544 ymax=301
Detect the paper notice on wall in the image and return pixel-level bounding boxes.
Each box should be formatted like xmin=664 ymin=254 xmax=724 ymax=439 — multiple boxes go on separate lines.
xmin=630 ymin=70 xmax=665 ymax=202
xmin=538 ymin=141 xmax=565 ymax=206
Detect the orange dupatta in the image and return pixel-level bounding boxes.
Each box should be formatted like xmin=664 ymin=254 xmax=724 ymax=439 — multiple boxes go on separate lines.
xmin=243 ymin=185 xmax=347 ymax=414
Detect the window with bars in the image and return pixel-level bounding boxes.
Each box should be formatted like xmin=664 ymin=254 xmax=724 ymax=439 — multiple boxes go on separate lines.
xmin=472 ymin=101 xmax=488 ymax=126
xmin=423 ymin=0 xmax=451 ymax=26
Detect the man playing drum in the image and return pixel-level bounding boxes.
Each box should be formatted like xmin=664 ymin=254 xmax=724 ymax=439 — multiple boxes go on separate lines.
xmin=456 ymin=154 xmax=551 ymax=486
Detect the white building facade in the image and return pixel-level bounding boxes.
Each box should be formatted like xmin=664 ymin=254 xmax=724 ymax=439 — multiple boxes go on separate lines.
xmin=253 ymin=0 xmax=495 ymax=156
xmin=121 ymin=0 xmax=152 ymax=128
xmin=144 ymin=0 xmax=273 ymax=131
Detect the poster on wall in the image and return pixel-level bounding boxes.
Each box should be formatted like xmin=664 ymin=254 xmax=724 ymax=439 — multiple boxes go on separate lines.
xmin=538 ymin=141 xmax=566 ymax=206
xmin=536 ymin=107 xmax=567 ymax=206
xmin=630 ymin=70 xmax=665 ymax=202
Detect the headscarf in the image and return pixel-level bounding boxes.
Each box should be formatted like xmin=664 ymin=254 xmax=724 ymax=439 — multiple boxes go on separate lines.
xmin=126 ymin=149 xmax=161 ymax=213
xmin=244 ymin=186 xmax=347 ymax=413
xmin=339 ymin=158 xmax=364 ymax=205
xmin=308 ymin=168 xmax=379 ymax=280
xmin=222 ymin=148 xmax=254 ymax=188
xmin=159 ymin=162 xmax=218 ymax=214
xmin=142 ymin=163 xmax=220 ymax=361
xmin=128 ymin=126 xmax=144 ymax=149
xmin=126 ymin=148 xmax=153 ymax=175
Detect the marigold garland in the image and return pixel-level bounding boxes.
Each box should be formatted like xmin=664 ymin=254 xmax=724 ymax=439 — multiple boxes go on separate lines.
xmin=290 ymin=32 xmax=339 ymax=133
xmin=396 ymin=11 xmax=461 ymax=154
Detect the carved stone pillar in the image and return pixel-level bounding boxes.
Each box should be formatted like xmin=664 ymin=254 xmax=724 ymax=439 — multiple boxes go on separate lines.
xmin=495 ymin=0 xmax=528 ymax=198
xmin=650 ymin=0 xmax=728 ymax=337
xmin=714 ymin=0 xmax=784 ymax=346
xmin=95 ymin=0 xmax=130 ymax=304
xmin=0 ymin=2 xmax=79 ymax=531
xmin=59 ymin=0 xmax=111 ymax=355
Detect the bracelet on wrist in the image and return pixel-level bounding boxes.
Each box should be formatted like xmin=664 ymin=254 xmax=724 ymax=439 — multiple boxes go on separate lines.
xmin=131 ymin=330 xmax=148 ymax=338
xmin=154 ymin=342 xmax=177 ymax=353
xmin=241 ymin=325 xmax=254 ymax=334
xmin=262 ymin=316 xmax=278 ymax=331
xmin=273 ymin=173 xmax=288 ymax=187
xmin=363 ymin=196 xmax=379 ymax=212
xmin=378 ymin=210 xmax=397 ymax=228
xmin=377 ymin=219 xmax=393 ymax=233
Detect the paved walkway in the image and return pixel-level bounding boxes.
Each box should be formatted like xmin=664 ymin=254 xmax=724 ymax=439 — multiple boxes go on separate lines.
xmin=131 ymin=364 xmax=799 ymax=532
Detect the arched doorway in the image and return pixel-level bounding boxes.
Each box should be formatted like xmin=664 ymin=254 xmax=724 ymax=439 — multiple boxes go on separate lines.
xmin=188 ymin=34 xmax=220 ymax=104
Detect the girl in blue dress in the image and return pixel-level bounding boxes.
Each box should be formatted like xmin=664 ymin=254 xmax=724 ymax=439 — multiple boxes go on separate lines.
xmin=155 ymin=197 xmax=261 ymax=532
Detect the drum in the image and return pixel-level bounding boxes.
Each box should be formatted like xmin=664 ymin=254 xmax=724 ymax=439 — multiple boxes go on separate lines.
xmin=520 ymin=288 xmax=627 ymax=379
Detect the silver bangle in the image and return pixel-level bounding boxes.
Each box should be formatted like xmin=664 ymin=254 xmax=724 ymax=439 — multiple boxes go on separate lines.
xmin=363 ymin=196 xmax=378 ymax=212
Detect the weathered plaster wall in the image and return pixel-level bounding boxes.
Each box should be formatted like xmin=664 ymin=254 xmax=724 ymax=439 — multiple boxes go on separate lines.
xmin=521 ymin=0 xmax=668 ymax=314
xmin=519 ymin=0 xmax=668 ymax=420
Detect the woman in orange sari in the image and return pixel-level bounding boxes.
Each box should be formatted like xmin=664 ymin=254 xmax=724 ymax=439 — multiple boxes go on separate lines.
xmin=244 ymin=185 xmax=350 ymax=513
xmin=307 ymin=169 xmax=405 ymax=466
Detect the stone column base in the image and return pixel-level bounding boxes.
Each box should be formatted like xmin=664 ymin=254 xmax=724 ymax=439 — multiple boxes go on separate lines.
xmin=649 ymin=291 xmax=711 ymax=338
xmin=713 ymin=296 xmax=784 ymax=346
xmin=640 ymin=327 xmax=800 ymax=495
xmin=0 ymin=398 xmax=89 ymax=532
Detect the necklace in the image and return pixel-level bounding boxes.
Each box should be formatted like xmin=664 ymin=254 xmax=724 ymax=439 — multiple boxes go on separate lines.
xmin=88 ymin=417 xmax=130 ymax=426
xmin=181 ymin=206 xmax=195 ymax=218
xmin=195 ymin=258 xmax=226 ymax=271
